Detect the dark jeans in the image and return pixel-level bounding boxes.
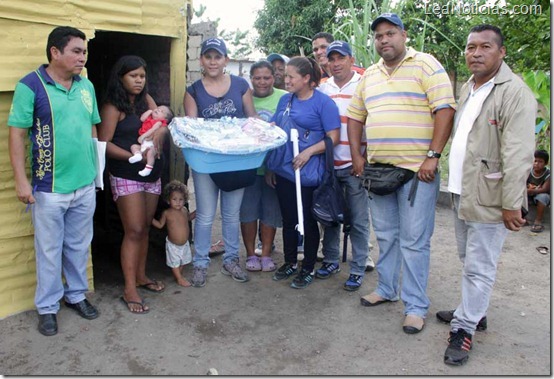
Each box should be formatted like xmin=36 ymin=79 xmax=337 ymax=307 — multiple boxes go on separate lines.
xmin=275 ymin=175 xmax=320 ymax=271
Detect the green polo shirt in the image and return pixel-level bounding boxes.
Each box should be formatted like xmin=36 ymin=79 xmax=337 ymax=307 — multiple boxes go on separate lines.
xmin=8 ymin=65 xmax=101 ymax=193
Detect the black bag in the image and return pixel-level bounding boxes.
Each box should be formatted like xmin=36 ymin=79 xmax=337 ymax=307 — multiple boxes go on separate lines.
xmin=210 ymin=169 xmax=257 ymax=192
xmin=311 ymin=136 xmax=346 ymax=227
xmin=361 ymin=163 xmax=414 ymax=196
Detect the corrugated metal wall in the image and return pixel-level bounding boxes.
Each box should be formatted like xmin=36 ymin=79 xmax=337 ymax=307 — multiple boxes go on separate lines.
xmin=0 ymin=0 xmax=191 ymax=319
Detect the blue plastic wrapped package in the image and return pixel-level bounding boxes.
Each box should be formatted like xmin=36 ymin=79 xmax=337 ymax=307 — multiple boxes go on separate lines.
xmin=169 ymin=116 xmax=287 ymax=174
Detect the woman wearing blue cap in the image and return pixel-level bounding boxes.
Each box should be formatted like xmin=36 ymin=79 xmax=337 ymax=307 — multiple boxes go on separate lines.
xmin=183 ymin=37 xmax=257 ymax=287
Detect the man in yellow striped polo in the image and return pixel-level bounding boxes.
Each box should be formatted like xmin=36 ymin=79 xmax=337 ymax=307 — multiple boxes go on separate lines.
xmin=346 ymin=13 xmax=456 ymax=334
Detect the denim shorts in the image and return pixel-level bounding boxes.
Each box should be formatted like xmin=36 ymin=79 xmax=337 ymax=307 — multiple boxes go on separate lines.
xmin=532 ymin=193 xmax=551 ymax=206
xmin=240 ymin=175 xmax=282 ymax=228
xmin=109 ymin=174 xmax=161 ymax=201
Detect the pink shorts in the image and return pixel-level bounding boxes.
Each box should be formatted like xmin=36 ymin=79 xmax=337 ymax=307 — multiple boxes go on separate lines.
xmin=109 ymin=175 xmax=162 ymax=202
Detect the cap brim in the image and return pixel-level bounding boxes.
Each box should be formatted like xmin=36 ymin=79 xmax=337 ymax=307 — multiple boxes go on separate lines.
xmin=371 ymin=17 xmax=402 ymax=31
xmin=267 ymin=53 xmax=289 ymax=63
xmin=202 ymin=47 xmax=226 ymax=56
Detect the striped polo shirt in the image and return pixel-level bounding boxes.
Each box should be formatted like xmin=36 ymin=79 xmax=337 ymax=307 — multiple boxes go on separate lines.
xmin=346 ymin=47 xmax=456 ymax=172
xmin=8 ymin=65 xmax=101 ymax=193
xmin=318 ymin=71 xmax=366 ymax=169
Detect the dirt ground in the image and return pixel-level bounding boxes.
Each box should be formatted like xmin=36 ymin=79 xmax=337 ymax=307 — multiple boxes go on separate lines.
xmin=0 ymin=187 xmax=550 ymax=376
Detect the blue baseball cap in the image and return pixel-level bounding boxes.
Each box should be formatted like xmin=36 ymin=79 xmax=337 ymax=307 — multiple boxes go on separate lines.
xmin=267 ymin=53 xmax=290 ymax=64
xmin=371 ymin=13 xmax=404 ymax=31
xmin=326 ymin=40 xmax=352 ymax=57
xmin=201 ymin=37 xmax=227 ymax=56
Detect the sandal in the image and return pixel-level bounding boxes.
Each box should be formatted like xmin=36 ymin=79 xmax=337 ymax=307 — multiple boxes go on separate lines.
xmin=531 ymin=224 xmax=545 ymax=233
xmin=120 ymin=296 xmax=150 ymax=314
xmin=137 ymin=279 xmax=165 ymax=293
xmin=245 ymin=255 xmax=262 ymax=271
xmin=260 ymin=257 xmax=276 ymax=272
xmin=209 ymin=240 xmax=225 ymax=255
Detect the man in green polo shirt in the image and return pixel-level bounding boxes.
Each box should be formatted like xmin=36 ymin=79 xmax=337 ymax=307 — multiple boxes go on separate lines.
xmin=8 ymin=26 xmax=101 ymax=336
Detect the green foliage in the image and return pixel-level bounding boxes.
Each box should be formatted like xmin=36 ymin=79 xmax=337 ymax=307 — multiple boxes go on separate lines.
xmin=254 ymin=0 xmax=335 ymax=57
xmin=329 ymin=0 xmax=405 ymax=67
xmin=523 ymin=70 xmax=551 ymax=151
xmin=220 ymin=29 xmax=253 ymax=59
xmin=474 ymin=0 xmax=550 ymax=74
xmin=253 ymin=0 xmax=550 ymax=92
xmin=403 ymin=0 xmax=467 ymax=80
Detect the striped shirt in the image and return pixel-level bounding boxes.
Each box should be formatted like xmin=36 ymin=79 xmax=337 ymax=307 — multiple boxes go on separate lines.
xmin=318 ymin=72 xmax=366 ymax=169
xmin=346 ymin=47 xmax=456 ymax=172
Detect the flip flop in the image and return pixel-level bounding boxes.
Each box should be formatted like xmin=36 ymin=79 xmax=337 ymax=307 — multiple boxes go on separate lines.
xmin=531 ymin=224 xmax=545 ymax=233
xmin=120 ymin=296 xmax=150 ymax=314
xmin=209 ymin=240 xmax=225 ymax=255
xmin=137 ymin=280 xmax=165 ymax=293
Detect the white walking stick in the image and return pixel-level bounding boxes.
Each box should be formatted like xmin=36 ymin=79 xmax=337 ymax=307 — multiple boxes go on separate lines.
xmin=290 ymin=128 xmax=304 ymax=236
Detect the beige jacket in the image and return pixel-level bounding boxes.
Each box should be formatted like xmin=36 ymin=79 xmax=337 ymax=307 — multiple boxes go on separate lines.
xmin=455 ymin=62 xmax=537 ymax=222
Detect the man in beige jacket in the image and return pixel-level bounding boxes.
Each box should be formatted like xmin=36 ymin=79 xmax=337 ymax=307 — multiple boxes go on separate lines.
xmin=439 ymin=24 xmax=536 ymax=366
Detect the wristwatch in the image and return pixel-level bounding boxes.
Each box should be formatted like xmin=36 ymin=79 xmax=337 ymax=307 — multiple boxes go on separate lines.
xmin=426 ymin=150 xmax=441 ymax=158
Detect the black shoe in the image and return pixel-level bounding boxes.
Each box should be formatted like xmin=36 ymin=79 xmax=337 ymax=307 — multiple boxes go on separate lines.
xmin=38 ymin=314 xmax=58 ymax=336
xmin=273 ymin=262 xmax=298 ymax=281
xmin=65 ymin=299 xmax=99 ymax=320
xmin=444 ymin=328 xmax=472 ymax=366
xmin=436 ymin=310 xmax=487 ymax=331
xmin=290 ymin=268 xmax=315 ymax=289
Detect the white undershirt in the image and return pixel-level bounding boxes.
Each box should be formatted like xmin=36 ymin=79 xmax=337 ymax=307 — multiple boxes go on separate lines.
xmin=448 ymin=78 xmax=495 ymax=195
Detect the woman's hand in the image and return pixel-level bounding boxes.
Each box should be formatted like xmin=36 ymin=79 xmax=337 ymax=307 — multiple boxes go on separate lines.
xmin=265 ymin=170 xmax=277 ymax=188
xmin=151 ymin=127 xmax=169 ymax=158
xmin=292 ymin=149 xmax=313 ymax=171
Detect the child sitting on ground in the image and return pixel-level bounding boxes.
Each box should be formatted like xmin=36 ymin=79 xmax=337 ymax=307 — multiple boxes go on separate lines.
xmin=152 ymin=180 xmax=196 ymax=286
xmin=527 ymin=149 xmax=551 ymax=233
xmin=129 ymin=105 xmax=174 ymax=177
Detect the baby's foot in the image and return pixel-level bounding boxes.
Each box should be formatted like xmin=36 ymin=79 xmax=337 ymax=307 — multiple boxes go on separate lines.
xmin=129 ymin=153 xmax=142 ymax=163
xmin=139 ymin=165 xmax=153 ymax=176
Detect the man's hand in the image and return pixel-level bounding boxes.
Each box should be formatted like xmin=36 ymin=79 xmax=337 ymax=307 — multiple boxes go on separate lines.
xmin=350 ymin=155 xmax=366 ymax=177
xmin=417 ymin=157 xmax=439 ymax=183
xmin=15 ymin=179 xmax=35 ymax=205
xmin=502 ymin=208 xmax=525 ymax=231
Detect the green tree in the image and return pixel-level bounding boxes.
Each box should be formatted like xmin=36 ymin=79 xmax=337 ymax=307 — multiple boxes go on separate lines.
xmin=255 ymin=0 xmax=550 ymax=76
xmin=220 ymin=29 xmax=253 ymax=59
xmin=476 ymin=0 xmax=550 ymax=73
xmin=254 ymin=0 xmax=335 ymax=56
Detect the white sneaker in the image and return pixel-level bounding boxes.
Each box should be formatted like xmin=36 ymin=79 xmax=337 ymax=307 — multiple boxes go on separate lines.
xmin=297 ymin=252 xmax=304 ymax=261
xmin=254 ymin=241 xmax=263 ymax=257
xmin=365 ymin=256 xmax=375 ymax=272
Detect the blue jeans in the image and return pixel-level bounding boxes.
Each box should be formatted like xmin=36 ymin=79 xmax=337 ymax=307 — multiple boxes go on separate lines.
xmin=450 ymin=194 xmax=508 ymax=334
xmin=32 ymin=183 xmax=95 ymax=314
xmin=192 ymin=170 xmax=245 ymax=268
xmin=322 ymin=168 xmax=370 ymax=276
xmin=370 ymin=175 xmax=439 ymax=317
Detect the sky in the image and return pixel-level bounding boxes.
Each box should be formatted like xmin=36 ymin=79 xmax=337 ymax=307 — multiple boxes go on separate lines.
xmin=191 ymin=0 xmax=265 ymax=58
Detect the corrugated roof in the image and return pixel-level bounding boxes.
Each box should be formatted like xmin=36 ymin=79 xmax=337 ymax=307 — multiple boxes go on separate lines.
xmin=0 ymin=0 xmax=189 ymax=91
